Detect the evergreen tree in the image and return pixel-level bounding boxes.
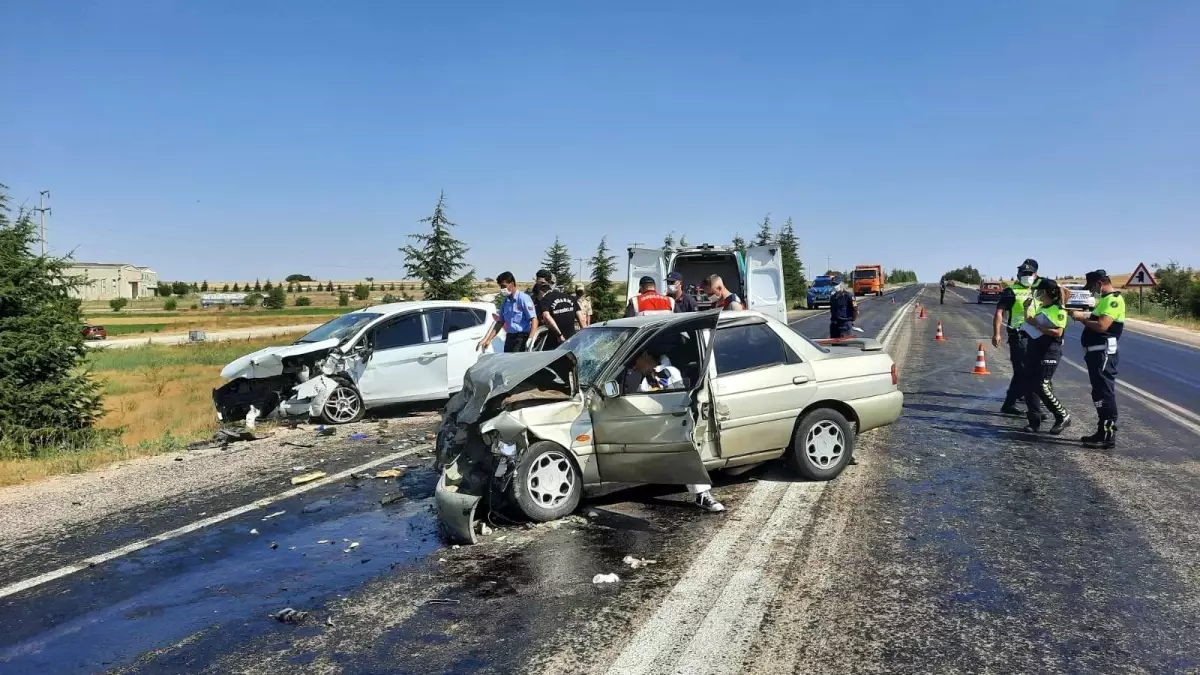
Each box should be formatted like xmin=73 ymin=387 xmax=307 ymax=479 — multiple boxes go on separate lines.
xmin=264 ymin=285 xmax=286 ymax=309
xmin=586 ymin=237 xmax=621 ymax=321
xmin=401 ymin=192 xmax=476 ymax=301
xmin=222 ymin=283 xmax=230 ymax=292
xmin=254 ymin=279 xmax=262 ymax=292
xmin=678 ymin=233 xmax=690 ymax=248
xmin=541 ymin=236 xmax=574 ymax=289
xmin=263 ymin=279 xmax=273 ymax=292
xmin=754 ymin=214 xmax=774 ymax=246
xmin=200 ymin=280 xmax=209 ymax=292
xmin=190 ymin=282 xmax=199 ymax=293
xmin=325 ymin=281 xmax=333 ymax=292
xmin=0 ymin=185 xmax=104 ymax=447
xmin=662 ymin=232 xmax=676 ymax=263
xmin=732 ymin=232 xmax=747 ymax=256
xmin=232 ymin=282 xmax=241 ymax=292
xmin=777 ymin=217 xmax=807 ymax=305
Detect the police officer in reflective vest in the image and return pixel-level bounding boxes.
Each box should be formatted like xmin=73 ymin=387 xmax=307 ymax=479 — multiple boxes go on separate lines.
xmin=624 ymin=276 xmax=675 ymax=316
xmin=992 ymin=258 xmax=1042 ymax=416
xmin=1019 ymin=278 xmax=1072 ymax=434
xmin=1070 ymin=269 xmax=1124 ymax=448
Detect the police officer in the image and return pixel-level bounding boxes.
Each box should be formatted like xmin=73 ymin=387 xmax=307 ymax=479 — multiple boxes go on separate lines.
xmin=665 ymin=272 xmax=697 ymax=313
xmin=939 ymin=277 xmax=947 ymax=304
xmin=478 ymin=271 xmax=538 ymax=352
xmin=1019 ymin=278 xmax=1071 ymax=434
xmin=829 ymin=280 xmax=859 ymax=338
xmin=992 ymin=259 xmax=1042 ymax=416
xmin=624 ymin=276 xmax=675 ymax=316
xmin=1071 ymin=269 xmax=1124 ymax=448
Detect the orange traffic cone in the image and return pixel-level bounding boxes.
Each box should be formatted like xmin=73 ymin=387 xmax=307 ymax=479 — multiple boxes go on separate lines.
xmin=934 ymin=321 xmax=946 ymax=342
xmin=972 ymin=343 xmax=990 ymax=375
xmin=918 ymin=304 xmax=927 ymax=320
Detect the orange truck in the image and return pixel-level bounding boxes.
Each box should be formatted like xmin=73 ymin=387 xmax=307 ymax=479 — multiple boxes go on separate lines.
xmin=853 ymin=264 xmax=884 ymax=296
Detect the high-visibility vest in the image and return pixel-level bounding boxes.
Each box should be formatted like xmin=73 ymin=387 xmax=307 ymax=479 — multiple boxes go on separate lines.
xmin=631 ymin=291 xmax=674 ymax=315
xmin=1006 ymin=279 xmax=1042 ymax=330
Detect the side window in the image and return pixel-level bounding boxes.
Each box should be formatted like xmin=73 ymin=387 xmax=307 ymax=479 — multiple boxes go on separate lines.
xmin=424 ymin=310 xmax=446 ymax=342
xmin=446 ymin=308 xmax=480 ymax=334
xmin=470 ymin=308 xmax=488 ymax=325
xmin=373 ymin=314 xmax=425 ymax=351
xmin=714 ymin=324 xmax=793 ymax=375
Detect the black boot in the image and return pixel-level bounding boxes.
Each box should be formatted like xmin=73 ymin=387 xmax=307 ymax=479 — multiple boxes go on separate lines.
xmin=1081 ymin=420 xmax=1116 ymax=448
xmin=1047 ymin=414 xmax=1072 ymax=436
xmin=1001 ymin=402 xmax=1025 ymax=416
xmin=1022 ymin=415 xmax=1045 ymax=433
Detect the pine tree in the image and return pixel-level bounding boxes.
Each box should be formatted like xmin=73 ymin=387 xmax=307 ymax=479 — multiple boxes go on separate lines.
xmin=777 ymin=217 xmax=807 ymax=305
xmin=254 ymin=279 xmax=262 ymax=292
xmin=325 ymin=281 xmax=333 ymax=292
xmin=232 ymin=282 xmax=241 ymax=292
xmin=586 ymin=237 xmax=621 ymax=321
xmin=201 ymin=280 xmax=209 ymax=292
xmin=541 ymin=236 xmax=574 ymax=289
xmin=678 ymin=233 xmax=690 ymax=248
xmin=222 ymin=283 xmax=230 ymax=292
xmin=754 ymin=214 xmax=773 ymax=246
xmin=263 ymin=279 xmax=273 ymax=292
xmin=0 ymin=185 xmax=104 ymax=447
xmin=264 ymin=285 xmax=286 ymax=309
xmin=732 ymin=232 xmax=747 ymax=256
xmin=401 ymin=192 xmax=476 ymax=301
xmin=663 ymin=232 xmax=676 ymax=263
xmin=190 ymin=282 xmax=199 ymax=293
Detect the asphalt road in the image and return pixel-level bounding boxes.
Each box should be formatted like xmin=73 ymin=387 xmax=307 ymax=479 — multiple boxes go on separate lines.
xmin=3 ymin=283 xmax=1198 ymax=674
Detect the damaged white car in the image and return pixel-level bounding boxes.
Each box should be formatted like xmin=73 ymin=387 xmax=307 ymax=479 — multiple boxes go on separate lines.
xmin=213 ymin=301 xmax=548 ymax=425
xmin=434 ymin=309 xmax=903 ymax=543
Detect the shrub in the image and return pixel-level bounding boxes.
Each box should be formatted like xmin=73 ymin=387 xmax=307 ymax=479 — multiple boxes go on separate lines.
xmin=264 ymin=286 xmax=286 ymax=309
xmin=353 ymin=284 xmax=371 ymax=301
xmin=163 ymin=297 xmax=178 ymax=311
xmin=338 ymin=291 xmax=350 ymax=306
xmin=171 ymin=281 xmax=190 ymax=296
xmin=294 ymin=295 xmax=312 ymax=306
xmin=244 ymin=292 xmax=264 ymax=307
xmin=190 ymin=303 xmax=198 ymax=310
xmin=381 ymin=293 xmax=400 ymax=304
xmin=109 ymin=297 xmax=129 ymax=312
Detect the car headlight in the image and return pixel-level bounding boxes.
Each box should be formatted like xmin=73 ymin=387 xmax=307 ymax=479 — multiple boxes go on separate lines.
xmin=497 ymin=442 xmax=517 ymax=457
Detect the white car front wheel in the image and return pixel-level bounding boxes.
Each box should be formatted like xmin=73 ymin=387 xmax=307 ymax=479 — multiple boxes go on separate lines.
xmin=787 ymin=408 xmax=855 ymax=481
xmin=319 ymin=383 xmax=365 ymax=425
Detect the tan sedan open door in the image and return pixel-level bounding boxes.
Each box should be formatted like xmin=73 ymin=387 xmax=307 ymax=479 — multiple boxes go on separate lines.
xmin=590 ymin=311 xmax=721 ymax=486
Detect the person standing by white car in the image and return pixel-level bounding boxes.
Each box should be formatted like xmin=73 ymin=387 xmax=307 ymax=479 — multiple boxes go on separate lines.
xmin=478 ymin=271 xmax=538 ymax=353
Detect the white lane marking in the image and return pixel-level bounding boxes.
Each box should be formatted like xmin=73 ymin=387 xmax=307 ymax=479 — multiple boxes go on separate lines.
xmin=0 ymin=445 xmax=431 ymax=600
xmin=879 ymin=292 xmax=920 ymax=349
xmin=787 ymin=287 xmax=906 ymax=326
xmin=603 ymin=480 xmax=786 ymax=675
xmin=673 ymin=482 xmax=825 ymax=675
xmin=1061 ymin=358 xmax=1200 ymax=437
xmin=1124 ymin=328 xmax=1200 ymax=352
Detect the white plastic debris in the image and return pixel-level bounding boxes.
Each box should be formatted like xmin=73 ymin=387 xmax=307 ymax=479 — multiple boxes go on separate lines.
xmin=249 ymin=528 xmax=260 ymax=535
xmin=476 ymin=523 xmax=493 ymax=536
xmin=317 ymin=539 xmax=331 ymax=544
xmin=343 ymin=542 xmax=360 ymax=553
xmin=622 ymin=555 xmax=658 ymax=569
xmin=592 ymin=573 xmax=620 ymax=584
xmin=262 ymin=510 xmax=286 ymax=520
xmin=245 ymin=405 xmax=259 ymax=430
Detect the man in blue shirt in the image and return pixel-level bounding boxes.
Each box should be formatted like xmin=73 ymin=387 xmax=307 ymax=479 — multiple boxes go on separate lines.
xmin=478 ymin=271 xmax=539 ymax=353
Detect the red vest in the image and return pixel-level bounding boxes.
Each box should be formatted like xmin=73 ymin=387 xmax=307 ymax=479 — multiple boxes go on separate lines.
xmin=631 ymin=291 xmax=674 ymax=315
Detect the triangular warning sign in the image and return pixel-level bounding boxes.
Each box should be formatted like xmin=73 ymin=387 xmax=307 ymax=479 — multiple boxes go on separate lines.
xmin=1125 ymin=262 xmax=1156 ymax=287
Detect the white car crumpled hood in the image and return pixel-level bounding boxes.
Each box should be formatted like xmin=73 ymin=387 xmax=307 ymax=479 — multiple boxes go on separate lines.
xmin=219 ymin=338 xmax=341 ymax=380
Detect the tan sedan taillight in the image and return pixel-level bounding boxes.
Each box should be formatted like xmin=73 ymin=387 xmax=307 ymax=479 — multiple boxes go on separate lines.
xmin=891 ymin=364 xmax=898 ymax=386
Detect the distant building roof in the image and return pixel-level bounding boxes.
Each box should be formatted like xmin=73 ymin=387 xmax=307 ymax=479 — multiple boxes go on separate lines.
xmin=67 ymin=262 xmax=157 ymax=273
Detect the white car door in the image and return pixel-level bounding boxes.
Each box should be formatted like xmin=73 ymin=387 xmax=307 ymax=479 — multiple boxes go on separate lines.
xmin=442 ymin=308 xmax=490 ymax=394
xmin=626 ymin=247 xmax=668 ymax=303
xmin=746 ymin=245 xmax=787 ymax=322
xmin=355 ymin=310 xmax=448 ymax=405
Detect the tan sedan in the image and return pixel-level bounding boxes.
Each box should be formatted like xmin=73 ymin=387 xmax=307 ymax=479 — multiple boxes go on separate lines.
xmin=435 ymin=309 xmax=902 ymax=542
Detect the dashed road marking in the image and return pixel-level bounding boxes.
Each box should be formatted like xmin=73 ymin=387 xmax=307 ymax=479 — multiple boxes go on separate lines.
xmin=0 ymin=445 xmax=432 ymax=600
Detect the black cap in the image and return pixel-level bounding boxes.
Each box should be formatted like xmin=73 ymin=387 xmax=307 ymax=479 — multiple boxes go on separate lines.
xmin=1017 ymin=262 xmax=1036 ymax=275
xmin=1022 ymin=258 xmax=1039 ymax=273
xmin=666 ymin=271 xmax=684 ymax=282
xmin=639 ymin=276 xmax=656 ymax=287
xmin=535 ymin=269 xmax=553 ymax=282
xmin=1085 ymin=269 xmax=1108 ymax=285
xmin=1039 ymin=277 xmax=1059 ymax=292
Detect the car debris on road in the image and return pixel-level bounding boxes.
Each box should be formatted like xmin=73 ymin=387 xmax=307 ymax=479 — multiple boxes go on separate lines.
xmin=290 ymin=471 xmax=326 ymax=485
xmin=592 ymin=573 xmax=620 ymax=584
xmin=623 ymin=555 xmax=657 ymax=569
xmin=271 ymin=608 xmax=310 ymax=624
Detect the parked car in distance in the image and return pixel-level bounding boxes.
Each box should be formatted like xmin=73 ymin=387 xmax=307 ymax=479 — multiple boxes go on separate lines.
xmin=82 ymin=324 xmax=107 ymax=340
xmin=213 ymin=300 xmax=541 ymax=426
xmin=977 ymin=281 xmax=1004 ymax=303
xmin=434 ymin=309 xmax=903 ymax=543
xmin=1063 ymin=283 xmax=1096 ymax=311
xmin=806 ymin=275 xmax=839 ymax=309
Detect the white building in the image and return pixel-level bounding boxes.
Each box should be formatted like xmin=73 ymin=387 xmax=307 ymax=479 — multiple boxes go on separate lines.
xmin=66 ymin=263 xmax=159 ymax=301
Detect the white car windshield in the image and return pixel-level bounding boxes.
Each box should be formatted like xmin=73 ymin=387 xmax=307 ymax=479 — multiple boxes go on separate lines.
xmin=558 ymin=327 xmax=637 ymax=386
xmin=295 ymin=313 xmax=382 ymax=344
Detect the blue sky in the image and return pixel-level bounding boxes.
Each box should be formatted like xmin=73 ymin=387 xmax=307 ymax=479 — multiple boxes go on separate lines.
xmin=2 ymin=1 xmax=1198 ymax=284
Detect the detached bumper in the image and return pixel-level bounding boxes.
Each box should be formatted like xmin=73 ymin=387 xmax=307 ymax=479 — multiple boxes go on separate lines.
xmin=434 ymin=471 xmax=481 ymax=545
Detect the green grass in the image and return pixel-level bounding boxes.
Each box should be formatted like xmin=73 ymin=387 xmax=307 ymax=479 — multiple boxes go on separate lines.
xmin=103 ymin=323 xmax=170 ymax=336
xmin=91 ymin=306 xmax=357 ymax=319
xmin=86 ymin=336 xmax=290 ymax=372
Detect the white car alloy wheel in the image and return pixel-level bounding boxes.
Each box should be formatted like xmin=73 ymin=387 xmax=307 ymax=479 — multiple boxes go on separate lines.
xmin=526 ymin=450 xmax=575 ymax=508
xmin=322 ymin=385 xmax=363 ymax=424
xmin=806 ymin=420 xmax=845 ymax=468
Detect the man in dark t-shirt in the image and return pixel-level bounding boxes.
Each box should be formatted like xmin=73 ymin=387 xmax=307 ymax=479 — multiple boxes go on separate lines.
xmin=829 ymin=282 xmax=859 ymax=338
xmin=535 ymin=282 xmax=583 ymax=349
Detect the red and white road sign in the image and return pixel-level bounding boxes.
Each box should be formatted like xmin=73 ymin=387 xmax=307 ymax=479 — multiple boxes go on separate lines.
xmin=1125 ymin=263 xmax=1156 ymax=288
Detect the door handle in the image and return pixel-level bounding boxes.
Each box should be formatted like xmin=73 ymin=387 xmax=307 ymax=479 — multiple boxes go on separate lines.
xmin=793 ymin=375 xmax=810 ymax=385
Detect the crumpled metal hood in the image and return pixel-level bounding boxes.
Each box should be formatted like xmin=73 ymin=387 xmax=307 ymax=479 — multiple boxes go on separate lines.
xmin=219 ymin=338 xmax=340 ymax=380
xmin=453 ymin=350 xmax=578 ymax=426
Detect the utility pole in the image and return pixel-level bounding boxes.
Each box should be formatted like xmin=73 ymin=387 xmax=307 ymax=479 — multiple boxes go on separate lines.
xmin=34 ymin=191 xmax=51 ymax=256
xmin=826 ymin=254 xmax=831 ymax=273
xmin=574 ymin=257 xmax=587 ymax=286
